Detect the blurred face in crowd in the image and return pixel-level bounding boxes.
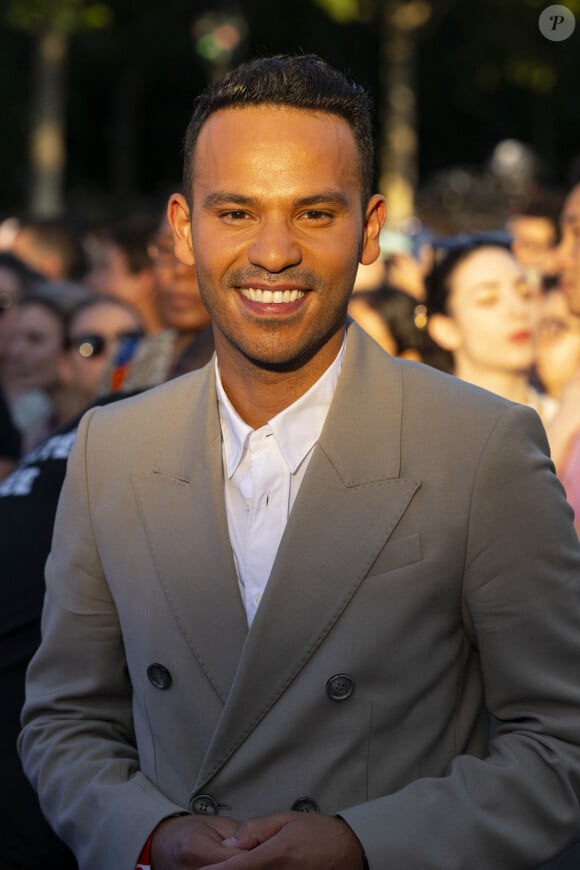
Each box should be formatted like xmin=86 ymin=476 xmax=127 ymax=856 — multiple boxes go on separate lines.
xmin=67 ymin=300 xmax=143 ymax=403
xmin=7 ymin=301 xmax=67 ymax=394
xmin=535 ymin=289 xmax=580 ymax=399
xmin=99 ymin=243 xmax=143 ymax=304
xmin=169 ymin=106 xmax=385 ymax=385
xmin=508 ymin=215 xmax=556 ymax=274
xmin=430 ymin=247 xmax=540 ymax=377
xmin=568 ymin=236 xmax=580 ymax=317
xmin=0 ymin=265 xmax=23 ymax=359
xmin=150 ymin=216 xmax=210 ymax=334
xmin=556 ymin=184 xmax=580 ymax=304
xmin=560 ymin=184 xmax=580 ymax=249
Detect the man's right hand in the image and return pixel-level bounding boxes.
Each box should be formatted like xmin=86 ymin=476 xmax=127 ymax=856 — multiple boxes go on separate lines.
xmin=150 ymin=814 xmax=242 ymax=869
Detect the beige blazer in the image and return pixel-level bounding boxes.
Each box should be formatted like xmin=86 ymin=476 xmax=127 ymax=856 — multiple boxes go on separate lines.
xmin=19 ymin=322 xmax=580 ymax=869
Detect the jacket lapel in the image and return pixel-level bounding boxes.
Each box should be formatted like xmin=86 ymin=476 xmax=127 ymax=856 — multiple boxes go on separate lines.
xmin=131 ymin=365 xmax=248 ymax=705
xmin=195 ymin=323 xmax=421 ymax=788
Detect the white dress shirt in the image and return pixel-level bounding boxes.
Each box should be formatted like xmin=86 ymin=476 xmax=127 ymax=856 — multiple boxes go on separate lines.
xmin=216 ymin=339 xmax=346 ymax=626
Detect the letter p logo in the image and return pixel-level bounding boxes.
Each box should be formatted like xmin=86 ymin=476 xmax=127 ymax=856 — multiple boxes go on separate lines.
xmin=539 ymin=5 xmax=576 ymax=40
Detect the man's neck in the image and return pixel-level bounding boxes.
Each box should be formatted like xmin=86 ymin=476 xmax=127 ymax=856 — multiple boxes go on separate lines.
xmin=216 ymin=333 xmax=346 ymax=429
xmin=217 ymin=364 xmax=318 ymax=429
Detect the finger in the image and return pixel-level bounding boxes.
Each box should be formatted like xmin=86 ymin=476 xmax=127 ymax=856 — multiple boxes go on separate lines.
xmin=199 ymin=843 xmax=275 ymax=870
xmin=223 ymin=811 xmax=295 ymax=850
xmin=150 ymin=815 xmax=242 ymax=868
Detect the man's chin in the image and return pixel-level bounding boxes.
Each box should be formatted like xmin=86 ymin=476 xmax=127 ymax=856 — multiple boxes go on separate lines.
xmin=243 ymin=351 xmax=318 ymax=374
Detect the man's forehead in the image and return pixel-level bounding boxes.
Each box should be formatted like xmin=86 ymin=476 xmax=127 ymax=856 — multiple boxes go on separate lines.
xmin=194 ymin=105 xmax=356 ymax=156
xmin=198 ymin=103 xmax=354 ymax=144
xmin=191 ymin=106 xmax=361 ymax=192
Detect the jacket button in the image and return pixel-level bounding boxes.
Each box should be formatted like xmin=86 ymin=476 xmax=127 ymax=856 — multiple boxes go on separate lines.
xmin=326 ymin=673 xmax=354 ymax=701
xmin=147 ymin=663 xmax=172 ymax=690
xmin=291 ymin=797 xmax=320 ymax=813
xmin=190 ymin=793 xmax=219 ymax=815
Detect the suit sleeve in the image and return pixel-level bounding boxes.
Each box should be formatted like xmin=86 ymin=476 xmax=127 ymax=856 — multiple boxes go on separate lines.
xmin=18 ymin=409 xmax=185 ymax=870
xmin=340 ymin=403 xmax=580 ymax=868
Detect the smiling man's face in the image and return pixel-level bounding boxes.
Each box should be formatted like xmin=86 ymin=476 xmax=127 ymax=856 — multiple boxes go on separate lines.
xmin=169 ymin=105 xmax=385 ymax=389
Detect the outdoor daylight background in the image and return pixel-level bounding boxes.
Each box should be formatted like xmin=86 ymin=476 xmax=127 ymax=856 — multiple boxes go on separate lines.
xmin=1 ymin=0 xmax=580 ymax=234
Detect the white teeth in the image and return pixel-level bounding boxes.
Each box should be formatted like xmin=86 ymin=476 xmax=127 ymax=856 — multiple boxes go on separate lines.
xmin=241 ymin=287 xmax=305 ymax=303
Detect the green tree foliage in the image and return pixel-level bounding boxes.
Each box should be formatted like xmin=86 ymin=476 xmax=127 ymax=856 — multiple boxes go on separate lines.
xmin=5 ymin=0 xmax=113 ymax=33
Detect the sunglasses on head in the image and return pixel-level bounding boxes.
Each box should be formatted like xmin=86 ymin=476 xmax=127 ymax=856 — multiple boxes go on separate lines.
xmin=70 ymin=330 xmax=144 ymax=359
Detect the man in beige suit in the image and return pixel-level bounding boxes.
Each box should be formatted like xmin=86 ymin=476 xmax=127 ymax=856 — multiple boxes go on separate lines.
xmin=19 ymin=55 xmax=580 ymax=870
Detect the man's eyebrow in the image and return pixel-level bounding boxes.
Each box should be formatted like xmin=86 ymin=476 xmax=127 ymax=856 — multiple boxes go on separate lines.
xmin=294 ymin=190 xmax=349 ymax=208
xmin=202 ymin=190 xmax=350 ymax=209
xmin=203 ymin=192 xmax=259 ymax=209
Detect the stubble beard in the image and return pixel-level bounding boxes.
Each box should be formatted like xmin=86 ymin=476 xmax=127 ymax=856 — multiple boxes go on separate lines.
xmin=199 ymin=266 xmax=352 ymax=373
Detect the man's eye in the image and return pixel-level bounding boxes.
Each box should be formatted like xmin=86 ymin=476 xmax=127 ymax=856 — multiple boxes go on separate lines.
xmin=221 ymin=210 xmax=250 ymax=221
xmin=302 ymin=210 xmax=333 ymax=222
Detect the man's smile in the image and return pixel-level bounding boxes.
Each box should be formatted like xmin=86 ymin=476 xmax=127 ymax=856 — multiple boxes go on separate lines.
xmin=239 ymin=287 xmax=306 ymax=303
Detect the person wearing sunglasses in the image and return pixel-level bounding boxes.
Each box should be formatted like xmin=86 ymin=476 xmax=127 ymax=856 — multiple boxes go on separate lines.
xmin=66 ymin=295 xmax=144 ymax=408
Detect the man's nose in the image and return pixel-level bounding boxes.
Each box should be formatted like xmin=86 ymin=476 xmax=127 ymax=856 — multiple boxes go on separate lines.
xmin=247 ymin=218 xmax=302 ymax=272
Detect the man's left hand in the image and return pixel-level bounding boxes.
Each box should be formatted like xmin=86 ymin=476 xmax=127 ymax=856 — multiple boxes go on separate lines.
xmin=199 ymin=810 xmax=365 ymax=869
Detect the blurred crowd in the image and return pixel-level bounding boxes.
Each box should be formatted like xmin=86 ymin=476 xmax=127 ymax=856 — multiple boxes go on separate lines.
xmin=0 ymin=181 xmax=580 ymax=867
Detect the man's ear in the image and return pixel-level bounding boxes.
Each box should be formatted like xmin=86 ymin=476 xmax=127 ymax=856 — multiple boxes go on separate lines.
xmin=167 ymin=194 xmax=195 ymax=267
xmin=427 ymin=313 xmax=461 ymax=352
xmin=360 ymin=194 xmax=387 ymax=266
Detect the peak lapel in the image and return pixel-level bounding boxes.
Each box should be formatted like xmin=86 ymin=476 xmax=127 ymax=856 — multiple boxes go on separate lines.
xmin=132 ymin=366 xmax=247 ymax=704
xmin=195 ymin=324 xmax=421 ymax=787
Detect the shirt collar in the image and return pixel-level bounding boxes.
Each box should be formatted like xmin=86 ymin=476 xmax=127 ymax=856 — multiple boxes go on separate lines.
xmin=216 ymin=335 xmax=346 ymax=477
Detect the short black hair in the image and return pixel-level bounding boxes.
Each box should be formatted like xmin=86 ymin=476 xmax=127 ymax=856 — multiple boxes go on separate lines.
xmin=182 ymin=54 xmax=375 ymax=208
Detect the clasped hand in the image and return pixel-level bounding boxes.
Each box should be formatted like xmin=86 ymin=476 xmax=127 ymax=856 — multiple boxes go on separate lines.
xmin=150 ymin=809 xmax=365 ymax=869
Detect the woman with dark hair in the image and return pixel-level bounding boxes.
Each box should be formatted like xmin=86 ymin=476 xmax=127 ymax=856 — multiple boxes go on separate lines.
xmin=425 ymin=242 xmax=557 ymax=425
